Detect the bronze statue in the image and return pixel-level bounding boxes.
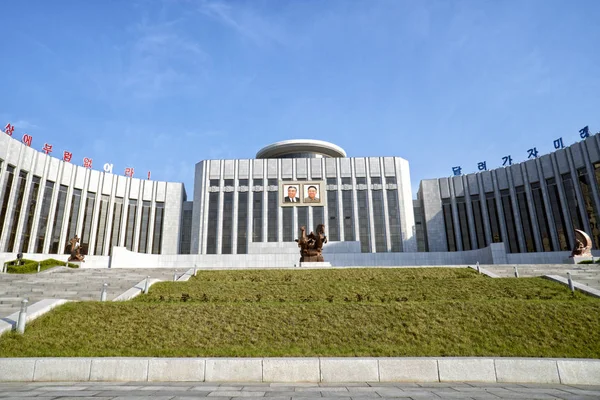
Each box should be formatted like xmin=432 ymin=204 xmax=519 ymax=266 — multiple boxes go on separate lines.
xmin=296 ymin=224 xmax=327 ymax=263
xmin=67 ymin=235 xmax=85 ymax=262
xmin=570 ymin=229 xmax=593 ymax=258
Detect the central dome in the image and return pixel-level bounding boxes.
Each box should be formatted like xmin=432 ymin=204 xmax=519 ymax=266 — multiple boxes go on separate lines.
xmin=256 ymin=139 xmax=346 ymax=159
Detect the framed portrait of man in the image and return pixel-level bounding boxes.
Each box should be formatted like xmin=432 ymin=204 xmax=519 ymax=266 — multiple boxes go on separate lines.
xmin=282 ymin=184 xmax=300 ymax=204
xmin=302 ymin=184 xmax=321 ymax=204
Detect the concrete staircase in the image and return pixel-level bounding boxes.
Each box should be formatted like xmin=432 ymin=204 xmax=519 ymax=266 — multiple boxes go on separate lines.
xmin=483 ymin=264 xmax=600 ymax=291
xmin=0 ymin=268 xmax=183 ymax=317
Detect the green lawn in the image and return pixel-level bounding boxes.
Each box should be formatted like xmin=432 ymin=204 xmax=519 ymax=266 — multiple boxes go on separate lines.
xmin=1 ymin=268 xmax=599 ymax=358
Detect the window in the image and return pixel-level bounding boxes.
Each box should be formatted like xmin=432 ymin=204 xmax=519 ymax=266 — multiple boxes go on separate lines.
xmin=0 ymin=165 xmax=16 ymax=239
xmin=267 ymin=191 xmax=278 ymax=242
xmin=20 ymin=176 xmax=41 ymax=252
xmin=237 ymin=192 xmax=248 ymax=253
xmin=152 ymin=202 xmax=165 ymax=254
xmin=326 ymin=178 xmax=339 ymax=241
xmin=109 ymin=197 xmax=124 ymax=254
xmin=470 ymin=195 xmax=486 ymax=249
xmin=252 ymin=192 xmax=263 ymax=242
xmin=80 ymin=192 xmax=96 ymax=254
xmin=94 ymin=195 xmax=110 ymax=255
xmin=6 ymin=170 xmax=28 ymax=251
xmin=282 ymin=207 xmax=293 ymax=242
xmin=546 ymin=178 xmax=570 ymax=250
xmin=577 ymin=168 xmax=600 ymax=247
xmin=342 ymin=178 xmax=354 ymax=241
xmin=65 ymin=189 xmax=82 ymax=253
xmin=49 ymin=185 xmax=68 ymax=254
xmin=530 ymin=182 xmax=553 ymax=251
xmin=34 ymin=181 xmax=55 ymax=253
xmin=456 ymin=197 xmax=472 ymax=251
xmin=500 ymin=190 xmax=518 ymax=253
xmin=486 ymin=192 xmax=502 ymax=243
xmin=206 ymin=192 xmax=219 ymax=253
xmin=125 ymin=199 xmax=138 ymax=251
xmin=371 ymin=177 xmax=386 ymax=252
xmin=562 ymin=173 xmax=584 ymax=231
xmin=442 ymin=198 xmax=456 ymax=251
xmin=515 ymin=186 xmax=535 ymax=252
xmin=222 ymin=192 xmax=234 ymax=253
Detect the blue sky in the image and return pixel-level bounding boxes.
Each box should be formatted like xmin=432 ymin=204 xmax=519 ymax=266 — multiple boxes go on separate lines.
xmin=1 ymin=0 xmax=599 ymax=198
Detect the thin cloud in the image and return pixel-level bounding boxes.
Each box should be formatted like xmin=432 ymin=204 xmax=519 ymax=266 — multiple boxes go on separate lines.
xmin=13 ymin=119 xmax=40 ymax=131
xmin=197 ymin=0 xmax=288 ymax=46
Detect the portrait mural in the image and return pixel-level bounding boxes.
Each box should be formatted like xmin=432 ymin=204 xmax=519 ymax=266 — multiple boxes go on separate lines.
xmin=280 ymin=181 xmax=326 ymax=207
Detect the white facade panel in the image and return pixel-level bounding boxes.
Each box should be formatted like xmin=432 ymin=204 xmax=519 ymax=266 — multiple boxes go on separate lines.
xmin=325 ymin=158 xmax=337 ymax=177
xmin=0 ymin=133 xmax=9 ymax=160
xmin=155 ymin=181 xmax=167 ymax=202
xmin=383 ymin=157 xmax=396 ymax=176
xmin=238 ymin=159 xmax=249 ymax=179
xmin=280 ymin=159 xmax=292 ymax=179
xmin=163 ymin=182 xmax=184 ymax=254
xmin=21 ymin=145 xmax=36 ymax=171
xmin=267 ymin=159 xmax=278 ymax=178
xmin=209 ymin=160 xmax=221 ymax=179
xmin=116 ymin=175 xmax=128 ymax=198
xmin=88 ymin=169 xmax=101 ymax=193
xmin=102 ymin=173 xmax=114 ymax=194
xmin=339 ymin=158 xmax=351 ymax=177
xmin=47 ymin=157 xmax=60 ymax=182
xmin=252 ymin=159 xmax=263 ymax=178
xmin=354 ymin=158 xmax=366 ymax=177
xmin=223 ymin=160 xmax=235 ymax=179
xmin=143 ymin=179 xmax=153 ymax=201
xmin=129 ymin=178 xmax=141 ymax=199
xmin=295 ymin=159 xmax=307 ymax=179
xmin=61 ymin=162 xmax=74 ymax=186
xmin=74 ymin=165 xmax=86 ymax=188
xmin=6 ymin=138 xmax=21 ymax=165
xmin=33 ymin=152 xmax=45 ymax=176
xmin=310 ymin=158 xmax=322 ymax=179
xmin=368 ymin=158 xmax=381 ymax=177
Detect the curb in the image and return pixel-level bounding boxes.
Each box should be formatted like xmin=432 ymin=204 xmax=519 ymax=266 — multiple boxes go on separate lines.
xmin=0 ymin=357 xmax=598 ymax=384
xmin=543 ymin=275 xmax=600 ymax=298
xmin=0 ymin=299 xmax=70 ymax=336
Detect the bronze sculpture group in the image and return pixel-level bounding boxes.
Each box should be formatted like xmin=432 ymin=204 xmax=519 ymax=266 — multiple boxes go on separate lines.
xmin=570 ymin=229 xmax=593 ymax=258
xmin=296 ymin=224 xmax=327 ymax=263
xmin=68 ymin=235 xmax=85 ymax=262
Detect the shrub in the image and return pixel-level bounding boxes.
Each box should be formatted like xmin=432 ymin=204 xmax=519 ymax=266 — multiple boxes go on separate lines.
xmin=578 ymin=260 xmax=594 ymax=264
xmin=5 ymin=258 xmax=79 ymax=274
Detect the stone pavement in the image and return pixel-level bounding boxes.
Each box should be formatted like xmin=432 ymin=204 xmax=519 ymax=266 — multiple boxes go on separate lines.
xmin=0 ymin=382 xmax=599 ymax=399
xmin=0 ymin=268 xmax=184 ymax=317
xmin=483 ymin=264 xmax=600 ymax=291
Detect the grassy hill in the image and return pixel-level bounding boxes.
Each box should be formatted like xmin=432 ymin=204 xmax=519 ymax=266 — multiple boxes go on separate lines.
xmin=1 ymin=268 xmax=599 ymax=358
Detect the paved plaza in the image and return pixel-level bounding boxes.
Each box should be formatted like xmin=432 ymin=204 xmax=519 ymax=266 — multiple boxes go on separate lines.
xmin=0 ymin=382 xmax=599 ymax=400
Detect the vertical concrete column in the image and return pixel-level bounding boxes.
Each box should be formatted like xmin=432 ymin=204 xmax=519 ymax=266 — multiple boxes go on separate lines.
xmin=102 ymin=174 xmax=118 ymax=256
xmin=42 ymin=159 xmax=62 ymax=253
xmin=0 ymin=141 xmax=26 ymax=251
xmin=11 ymin=169 xmax=33 ymax=253
xmin=245 ymin=162 xmax=253 ymax=253
xmin=336 ymin=158 xmax=344 ymax=241
xmin=59 ymin=167 xmax=77 ymax=255
xmin=521 ymin=164 xmax=543 ymax=251
xmin=87 ymin=172 xmax=105 ymax=255
xmin=491 ymin=170 xmax=509 ymax=253
xmin=321 ymin=158 xmax=329 ymax=239
xmin=365 ymin=158 xmax=377 ymax=253
xmin=262 ymin=161 xmax=268 ymax=243
xmin=506 ymin=168 xmax=526 ymax=252
xmin=550 ymin=153 xmax=574 ymax=247
xmin=448 ymin=178 xmax=462 ymax=251
xmin=380 ymin=158 xmax=392 ymax=252
xmin=462 ymin=175 xmax=478 ymax=249
xmin=535 ymin=159 xmax=559 ymax=251
xmin=277 ymin=159 xmax=283 ymax=242
xmin=216 ymin=161 xmax=224 ymax=254
xmin=351 ymin=159 xmax=360 ymax=243
xmin=119 ymin=176 xmax=131 ymax=247
xmin=231 ymin=160 xmax=239 ymax=254
xmin=476 ymin=173 xmax=493 ymax=245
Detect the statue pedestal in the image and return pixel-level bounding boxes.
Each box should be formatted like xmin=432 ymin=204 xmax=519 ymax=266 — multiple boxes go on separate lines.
xmin=299 ymin=262 xmax=332 ymax=268
xmin=566 ymin=255 xmax=594 ymax=264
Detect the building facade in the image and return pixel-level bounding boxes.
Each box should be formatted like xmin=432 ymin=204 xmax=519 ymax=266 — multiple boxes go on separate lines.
xmin=190 ymin=140 xmax=416 ymax=255
xmin=418 ymin=134 xmax=600 ymax=255
xmin=2 ymin=126 xmax=600 ymax=262
xmin=0 ymin=133 xmax=184 ymax=256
